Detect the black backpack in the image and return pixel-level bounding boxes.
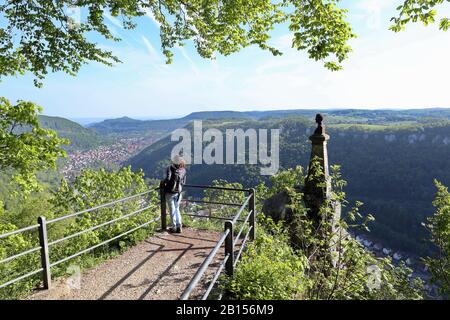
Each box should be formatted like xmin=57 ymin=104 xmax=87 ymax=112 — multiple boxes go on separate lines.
xmin=166 ymin=166 xmax=184 ymax=193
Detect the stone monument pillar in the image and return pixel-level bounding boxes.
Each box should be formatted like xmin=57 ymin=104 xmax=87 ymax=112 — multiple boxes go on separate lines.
xmin=304 ymin=114 xmax=342 ymax=267
xmin=304 ymin=114 xmax=332 ymax=224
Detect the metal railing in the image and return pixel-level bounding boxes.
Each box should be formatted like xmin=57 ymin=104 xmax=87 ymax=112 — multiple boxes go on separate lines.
xmin=1 ymin=182 xmax=257 ymax=300
xmin=178 ymin=186 xmax=256 ymax=300
xmin=0 ymin=187 xmax=160 ymax=290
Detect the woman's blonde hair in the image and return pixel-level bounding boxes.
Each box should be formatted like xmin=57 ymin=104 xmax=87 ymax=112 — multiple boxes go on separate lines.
xmin=172 ymin=155 xmax=186 ymax=168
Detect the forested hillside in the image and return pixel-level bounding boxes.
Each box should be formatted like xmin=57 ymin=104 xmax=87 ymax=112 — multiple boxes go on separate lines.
xmin=38 ymin=115 xmax=107 ymax=152
xmin=126 ymin=117 xmax=450 ymax=256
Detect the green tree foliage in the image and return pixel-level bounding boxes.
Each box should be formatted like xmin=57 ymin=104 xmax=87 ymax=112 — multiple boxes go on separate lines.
xmin=52 ymin=166 xmax=149 ymax=211
xmin=49 ymin=167 xmax=158 ymax=254
xmin=3 ymin=0 xmax=448 ymax=85
xmin=391 ymin=0 xmax=450 ymax=32
xmin=0 ymin=213 xmax=40 ymax=299
xmin=182 ymin=179 xmax=247 ymax=231
xmin=203 ymin=179 xmax=246 ymax=219
xmin=0 ymin=98 xmax=68 ymax=192
xmin=38 ymin=115 xmax=108 ymax=152
xmin=423 ymin=181 xmax=450 ymax=296
xmin=226 ymin=216 xmax=307 ymax=300
xmin=266 ymin=166 xmax=305 ymax=198
xmin=0 ymin=0 xmax=355 ymax=86
xmin=1 ymin=191 xmax=54 ymax=229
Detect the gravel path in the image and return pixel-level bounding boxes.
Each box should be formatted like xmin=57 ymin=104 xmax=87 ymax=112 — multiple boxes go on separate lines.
xmin=28 ymin=228 xmax=228 ymax=300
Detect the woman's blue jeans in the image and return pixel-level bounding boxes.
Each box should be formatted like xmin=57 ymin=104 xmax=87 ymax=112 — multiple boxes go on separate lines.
xmin=166 ymin=192 xmax=182 ymax=228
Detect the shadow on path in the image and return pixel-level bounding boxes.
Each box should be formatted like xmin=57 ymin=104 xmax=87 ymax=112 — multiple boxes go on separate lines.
xmin=99 ymin=243 xmax=165 ymax=300
xmin=27 ymin=228 xmax=226 ymax=300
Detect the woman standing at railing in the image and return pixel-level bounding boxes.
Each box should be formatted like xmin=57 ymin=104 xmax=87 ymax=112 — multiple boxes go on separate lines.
xmin=161 ymin=155 xmax=187 ymax=233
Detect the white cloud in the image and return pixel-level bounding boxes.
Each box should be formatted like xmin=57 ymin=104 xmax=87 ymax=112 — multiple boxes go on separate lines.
xmin=356 ymin=0 xmax=397 ymax=12
xmin=272 ymin=33 xmax=293 ymax=51
xmin=104 ymin=13 xmax=124 ymax=29
xmin=143 ymin=9 xmax=161 ymax=27
xmin=320 ymin=27 xmax=450 ymax=108
xmin=176 ymin=45 xmax=200 ymax=75
xmin=141 ymin=36 xmax=160 ymax=60
xmin=352 ymin=0 xmax=399 ymax=30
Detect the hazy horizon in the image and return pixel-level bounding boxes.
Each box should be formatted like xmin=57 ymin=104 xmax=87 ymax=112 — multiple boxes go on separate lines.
xmin=58 ymin=106 xmax=450 ymax=126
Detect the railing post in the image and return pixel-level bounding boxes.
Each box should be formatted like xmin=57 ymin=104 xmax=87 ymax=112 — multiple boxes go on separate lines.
xmin=224 ymin=221 xmax=234 ymax=276
xmin=160 ymin=185 xmax=167 ymax=230
xmin=249 ymin=188 xmax=256 ymax=241
xmin=38 ymin=216 xmax=51 ymax=289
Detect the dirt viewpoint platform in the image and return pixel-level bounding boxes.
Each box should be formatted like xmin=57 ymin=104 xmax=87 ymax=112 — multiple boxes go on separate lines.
xmin=28 ymin=228 xmax=226 ymax=300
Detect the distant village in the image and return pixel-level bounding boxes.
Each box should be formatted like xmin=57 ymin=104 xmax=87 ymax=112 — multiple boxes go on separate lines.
xmin=61 ymin=137 xmax=156 ymax=180
xmin=354 ymin=233 xmax=440 ymax=297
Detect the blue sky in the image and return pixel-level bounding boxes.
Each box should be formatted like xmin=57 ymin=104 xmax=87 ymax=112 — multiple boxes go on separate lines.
xmin=1 ymin=0 xmax=450 ymax=119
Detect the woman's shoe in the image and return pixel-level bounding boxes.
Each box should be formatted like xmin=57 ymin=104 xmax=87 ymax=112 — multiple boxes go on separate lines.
xmin=176 ymin=226 xmax=182 ymax=233
xmin=168 ymin=227 xmax=177 ymax=233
